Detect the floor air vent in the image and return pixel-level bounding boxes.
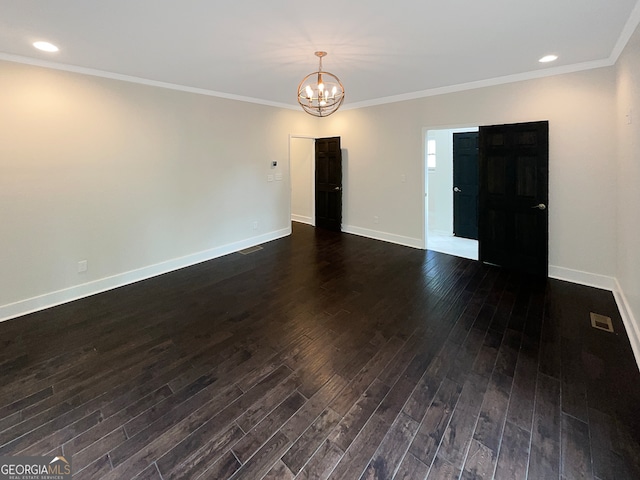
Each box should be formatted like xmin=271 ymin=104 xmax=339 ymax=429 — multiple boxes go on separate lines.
xmin=590 ymin=312 xmax=614 ymax=333
xmin=239 ymin=245 xmax=263 ymax=255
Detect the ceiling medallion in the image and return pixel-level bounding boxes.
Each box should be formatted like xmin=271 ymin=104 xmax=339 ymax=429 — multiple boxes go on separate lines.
xmin=297 ymin=51 xmax=345 ymax=117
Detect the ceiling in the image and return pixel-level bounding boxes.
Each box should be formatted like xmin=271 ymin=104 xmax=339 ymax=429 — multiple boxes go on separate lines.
xmin=1 ymin=1 xmax=639 ymax=109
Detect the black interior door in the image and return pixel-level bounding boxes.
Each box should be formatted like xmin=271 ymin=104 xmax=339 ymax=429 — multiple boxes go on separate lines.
xmin=478 ymin=121 xmax=549 ymax=276
xmin=315 ymin=137 xmax=342 ymax=231
xmin=453 ymin=132 xmax=479 ymax=239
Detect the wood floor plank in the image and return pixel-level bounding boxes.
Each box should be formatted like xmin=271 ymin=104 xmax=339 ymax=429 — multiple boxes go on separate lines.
xmin=471 ymin=329 xmax=503 ymax=379
xmin=561 ymin=413 xmax=594 ymax=480
xmin=493 ymin=420 xmax=530 ymax=480
xmin=163 ymin=424 xmax=244 ymax=480
xmin=528 ymin=373 xmax=561 ymax=480
xmin=471 ymin=371 xmax=512 ymax=454
xmin=231 ymin=391 xmax=305 ymax=464
xmin=436 ymin=373 xmax=489 ymax=468
xmin=460 ymin=439 xmax=496 ymax=480
xmin=505 ymin=336 xmax=538 ymax=432
xmin=561 ymin=338 xmax=589 ymax=422
xmin=152 ymin=365 xmax=294 ymax=475
xmin=263 ymin=460 xmax=295 ymax=480
xmin=393 ymin=452 xmax=429 ymax=480
xmin=588 ymin=407 xmax=615 ymax=480
xmin=194 ymin=450 xmax=241 ymax=480
xmin=359 ymin=412 xmax=419 ymax=480
xmin=64 ymin=385 xmax=173 ymax=459
xmin=426 ymin=454 xmax=461 ymax=479
xmin=331 ymin=336 xmax=404 ymax=417
xmin=228 ymin=431 xmax=290 ymax=480
xmin=328 ymin=379 xmax=390 ymax=452
xmin=408 ymin=378 xmax=462 ymax=468
xmin=280 ymin=374 xmax=348 ymax=443
xmin=403 ymin=341 xmax=458 ymax=423
xmin=295 ymin=438 xmax=344 ymax=480
xmin=73 ymin=455 xmax=112 ymax=480
xmin=132 ymin=463 xmax=163 ymax=480
xmin=70 ymin=428 xmax=128 ymax=473
xmin=281 ymin=407 xmax=341 ymax=474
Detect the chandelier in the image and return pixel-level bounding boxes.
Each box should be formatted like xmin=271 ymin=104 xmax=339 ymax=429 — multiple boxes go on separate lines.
xmin=297 ymin=51 xmax=345 ymax=117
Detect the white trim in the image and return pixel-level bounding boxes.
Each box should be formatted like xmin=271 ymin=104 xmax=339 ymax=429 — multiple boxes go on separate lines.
xmin=613 ymin=279 xmax=640 ymax=373
xmin=429 ymin=230 xmax=455 ymax=237
xmin=548 ymin=265 xmax=616 ymax=290
xmin=342 ymin=59 xmax=613 ymax=110
xmin=610 ymin=1 xmax=640 ymax=63
xmin=0 ymin=53 xmax=297 ymax=110
xmin=342 ymin=225 xmax=423 ymax=249
xmin=0 ymin=227 xmax=291 ymax=323
xmin=291 ymin=215 xmax=313 ymax=225
xmin=289 ymin=135 xmax=316 ymax=227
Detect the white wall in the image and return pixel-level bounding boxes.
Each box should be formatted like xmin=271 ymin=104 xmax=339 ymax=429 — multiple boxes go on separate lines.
xmin=0 ymin=60 xmax=315 ymax=320
xmin=616 ymin=22 xmax=640 ymax=362
xmin=320 ymin=67 xmax=619 ymax=282
xmin=427 ymin=129 xmax=453 ymax=235
xmin=290 ymin=137 xmax=314 ymax=224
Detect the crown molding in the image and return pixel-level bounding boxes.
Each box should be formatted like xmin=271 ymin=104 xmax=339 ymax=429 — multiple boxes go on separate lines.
xmin=0 ymin=52 xmax=299 ymax=110
xmin=341 ymin=58 xmax=614 ymax=111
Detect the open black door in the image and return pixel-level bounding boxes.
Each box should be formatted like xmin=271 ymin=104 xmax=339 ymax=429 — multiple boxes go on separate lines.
xmin=479 ymin=121 xmax=549 ymax=276
xmin=315 ymin=137 xmax=342 ymax=231
xmin=453 ymin=132 xmax=479 ymax=239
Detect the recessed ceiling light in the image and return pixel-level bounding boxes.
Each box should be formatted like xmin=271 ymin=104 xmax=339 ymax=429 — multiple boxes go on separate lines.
xmin=539 ymin=54 xmax=558 ymax=63
xmin=33 ymin=41 xmax=59 ymax=53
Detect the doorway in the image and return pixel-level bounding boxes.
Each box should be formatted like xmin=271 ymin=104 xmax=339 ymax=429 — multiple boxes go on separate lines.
xmin=289 ymin=136 xmax=343 ymax=232
xmin=425 ymin=127 xmax=479 ymax=260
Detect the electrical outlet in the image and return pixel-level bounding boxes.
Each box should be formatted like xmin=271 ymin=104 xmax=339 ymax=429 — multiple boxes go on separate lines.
xmin=252 ymin=221 xmax=258 ymax=230
xmin=401 ymin=174 xmax=406 ymax=183
xmin=78 ymin=260 xmax=88 ymax=273
xmin=374 ymin=216 xmax=379 ymax=224
xmin=275 ymin=173 xmax=283 ymax=181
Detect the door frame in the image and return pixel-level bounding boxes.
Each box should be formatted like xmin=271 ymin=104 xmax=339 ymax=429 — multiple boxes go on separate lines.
xmin=289 ymin=134 xmax=316 ymax=226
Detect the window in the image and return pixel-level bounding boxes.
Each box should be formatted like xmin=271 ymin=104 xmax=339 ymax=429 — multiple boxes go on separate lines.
xmin=427 ymin=139 xmax=436 ymax=169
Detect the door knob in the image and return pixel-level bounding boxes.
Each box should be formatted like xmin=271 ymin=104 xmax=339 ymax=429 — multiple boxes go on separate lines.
xmin=532 ymin=203 xmax=546 ymax=210
xmin=454 ymin=187 xmax=461 ymax=193
xmin=334 ymin=186 xmax=341 ymax=191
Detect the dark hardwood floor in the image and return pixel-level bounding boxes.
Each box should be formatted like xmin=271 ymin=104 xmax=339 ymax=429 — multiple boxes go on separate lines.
xmin=1 ymin=222 xmax=639 ymax=479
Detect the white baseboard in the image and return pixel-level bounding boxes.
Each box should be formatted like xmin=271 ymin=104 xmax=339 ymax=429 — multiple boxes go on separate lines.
xmin=613 ymin=280 xmax=640 ymax=373
xmin=548 ymin=265 xmax=617 ymax=290
xmin=291 ymin=214 xmax=313 ymax=225
xmin=0 ymin=227 xmax=291 ymax=323
xmin=429 ymin=229 xmax=454 ymax=237
xmin=342 ymin=225 xmax=423 ymax=249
